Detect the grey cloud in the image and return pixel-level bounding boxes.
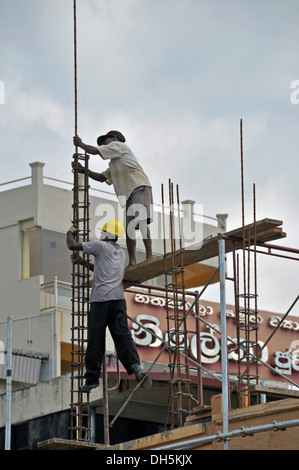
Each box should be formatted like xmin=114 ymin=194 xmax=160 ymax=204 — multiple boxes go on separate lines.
xmin=0 ymin=0 xmax=298 ymax=313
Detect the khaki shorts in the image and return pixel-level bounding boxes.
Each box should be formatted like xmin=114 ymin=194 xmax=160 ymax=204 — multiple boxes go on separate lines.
xmin=125 ymin=186 xmax=153 ymax=230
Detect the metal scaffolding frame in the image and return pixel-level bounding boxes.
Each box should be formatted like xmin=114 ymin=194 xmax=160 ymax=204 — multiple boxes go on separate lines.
xmin=70 ymin=0 xmax=91 ymax=441
xmin=107 ymin=233 xmax=298 ymax=445
xmin=66 ymin=210 xmax=298 ymax=444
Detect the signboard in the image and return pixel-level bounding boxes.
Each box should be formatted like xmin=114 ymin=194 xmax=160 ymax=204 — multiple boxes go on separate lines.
xmin=125 ymin=289 xmax=299 ymax=385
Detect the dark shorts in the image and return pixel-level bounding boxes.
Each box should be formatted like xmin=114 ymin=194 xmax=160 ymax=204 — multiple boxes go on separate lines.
xmin=125 ymin=185 xmax=153 ymax=230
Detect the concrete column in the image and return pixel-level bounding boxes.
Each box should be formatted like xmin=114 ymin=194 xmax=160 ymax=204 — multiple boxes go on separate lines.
xmin=216 ymin=213 xmax=228 ymax=232
xmin=181 ymin=200 xmax=196 ymax=245
xmin=29 ymin=162 xmax=45 ymax=226
xmin=182 ymin=199 xmax=195 ymax=223
xmin=30 ymin=162 xmax=45 ymax=189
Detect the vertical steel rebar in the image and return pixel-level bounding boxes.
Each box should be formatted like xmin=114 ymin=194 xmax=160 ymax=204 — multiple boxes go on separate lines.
xmin=235 ymin=120 xmax=259 ymax=407
xmin=177 ymin=185 xmax=191 ymax=414
xmin=102 ymin=352 xmax=110 ymax=445
xmin=162 ymin=183 xmax=173 ymax=428
xmin=195 ymin=295 xmax=203 ymax=406
xmin=70 ymin=153 xmax=91 ymax=441
xmin=73 ymin=0 xmax=78 ymax=138
xmin=239 ymin=118 xmax=250 ymax=406
xmin=70 ymin=0 xmax=91 ymax=441
xmin=162 ymin=180 xmax=192 ymax=428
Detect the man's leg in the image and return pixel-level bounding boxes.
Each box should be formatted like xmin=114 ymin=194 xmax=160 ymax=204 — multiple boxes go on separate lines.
xmin=108 ymin=300 xmax=152 ymax=389
xmin=126 ymin=222 xmax=152 ymax=265
xmin=125 ymin=186 xmax=153 ymax=265
xmin=107 ymin=299 xmax=139 ymax=371
xmin=140 ymin=223 xmax=153 ymax=261
xmin=126 ymin=226 xmax=137 ymax=266
xmin=82 ymin=302 xmax=108 ymax=391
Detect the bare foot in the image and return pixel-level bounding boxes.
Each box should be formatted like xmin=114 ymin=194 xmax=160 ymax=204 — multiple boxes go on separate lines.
xmin=127 ymin=261 xmax=136 ymax=268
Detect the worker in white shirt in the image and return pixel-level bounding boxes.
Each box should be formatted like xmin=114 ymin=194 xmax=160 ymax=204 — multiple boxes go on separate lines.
xmin=73 ymin=131 xmax=153 ymax=267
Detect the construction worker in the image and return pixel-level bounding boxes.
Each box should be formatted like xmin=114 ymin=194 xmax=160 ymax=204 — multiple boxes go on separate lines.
xmin=73 ymin=130 xmax=153 ymax=266
xmin=66 ymin=219 xmax=152 ymax=392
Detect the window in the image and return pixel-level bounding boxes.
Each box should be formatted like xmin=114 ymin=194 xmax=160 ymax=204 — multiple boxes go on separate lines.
xmin=13 ymin=423 xmax=29 ymax=450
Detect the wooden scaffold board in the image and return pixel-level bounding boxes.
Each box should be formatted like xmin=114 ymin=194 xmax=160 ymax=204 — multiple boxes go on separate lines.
xmin=123 ymin=218 xmax=285 ymax=286
xmin=37 ymin=437 xmax=106 ymax=450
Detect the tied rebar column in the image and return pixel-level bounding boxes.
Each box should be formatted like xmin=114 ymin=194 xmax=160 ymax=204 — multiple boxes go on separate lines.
xmin=162 ymin=180 xmax=191 ymax=428
xmin=70 ymin=152 xmax=91 ymax=441
xmin=236 ymin=120 xmax=259 ymax=406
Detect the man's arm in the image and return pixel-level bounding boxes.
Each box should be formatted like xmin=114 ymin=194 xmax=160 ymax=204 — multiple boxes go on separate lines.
xmin=72 ymin=162 xmax=107 ymax=183
xmin=72 ymin=255 xmax=94 ymax=272
xmin=72 ymin=161 xmax=107 ymax=183
xmin=73 ymin=135 xmax=100 ymax=155
xmin=88 ymin=169 xmax=107 ymax=182
xmin=66 ymin=226 xmax=83 ymax=251
xmin=72 ymin=135 xmax=109 ymax=182
xmin=67 ymin=229 xmax=95 ymax=271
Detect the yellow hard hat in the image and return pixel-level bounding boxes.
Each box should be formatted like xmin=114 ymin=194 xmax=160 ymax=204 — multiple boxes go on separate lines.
xmin=98 ymin=219 xmax=125 ymax=238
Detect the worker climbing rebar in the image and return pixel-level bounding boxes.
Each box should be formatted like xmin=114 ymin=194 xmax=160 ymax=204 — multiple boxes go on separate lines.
xmin=73 ymin=131 xmax=154 ymax=267
xmin=66 ymin=219 xmax=152 ymax=392
xmin=70 ymin=2 xmax=152 ymax=438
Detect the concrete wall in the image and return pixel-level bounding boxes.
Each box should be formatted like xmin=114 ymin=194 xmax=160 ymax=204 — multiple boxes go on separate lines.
xmin=0 ymin=373 xmax=102 ymax=427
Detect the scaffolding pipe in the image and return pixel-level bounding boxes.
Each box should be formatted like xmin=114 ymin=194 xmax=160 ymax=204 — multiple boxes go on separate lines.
xmin=152 ymin=418 xmax=299 ymax=450
xmin=51 ymin=312 xmax=55 ymax=378
xmin=5 ymin=316 xmax=13 ymax=451
xmin=218 ymin=236 xmax=229 ymax=450
xmin=102 ymin=352 xmax=110 ymax=445
xmin=52 ymin=275 xmax=58 ymax=378
xmin=90 ymin=407 xmax=96 ymax=443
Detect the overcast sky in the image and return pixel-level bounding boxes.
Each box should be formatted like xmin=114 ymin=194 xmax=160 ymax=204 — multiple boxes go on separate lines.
xmin=0 ymin=0 xmax=298 ymax=314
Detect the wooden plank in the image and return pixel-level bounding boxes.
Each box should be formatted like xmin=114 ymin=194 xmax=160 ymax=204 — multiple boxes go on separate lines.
xmin=124 ymin=218 xmax=284 ymax=285
xmin=212 ymin=397 xmax=299 ymax=425
xmin=222 ymin=218 xmax=283 ymax=240
xmin=254 ymin=227 xmax=286 ymax=243
xmin=37 ymin=437 xmax=105 ymax=450
xmin=190 ymin=404 xmax=212 ymax=414
xmin=103 ymin=423 xmax=208 ymax=451
xmin=186 ymin=405 xmax=212 ymax=422
xmin=227 ymin=226 xmax=286 ymax=244
xmin=248 ymin=384 xmax=299 ymax=399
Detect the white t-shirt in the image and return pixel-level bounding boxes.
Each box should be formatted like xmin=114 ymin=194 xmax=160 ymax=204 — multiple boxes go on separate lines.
xmin=99 ymin=141 xmax=151 ymax=207
xmin=82 ymin=239 xmax=126 ymax=302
